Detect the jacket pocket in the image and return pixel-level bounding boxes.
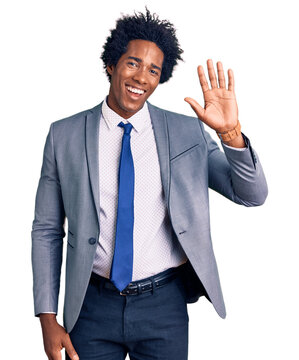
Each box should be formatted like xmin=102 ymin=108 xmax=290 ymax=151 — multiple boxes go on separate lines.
xmin=170 ymin=144 xmax=200 ymax=163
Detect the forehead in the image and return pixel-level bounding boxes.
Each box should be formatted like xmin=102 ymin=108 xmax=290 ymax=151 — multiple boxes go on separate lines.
xmin=120 ymin=39 xmax=164 ymax=67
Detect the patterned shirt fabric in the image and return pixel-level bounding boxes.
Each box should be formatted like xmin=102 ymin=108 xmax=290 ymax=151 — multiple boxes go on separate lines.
xmin=92 ymin=98 xmax=188 ymax=281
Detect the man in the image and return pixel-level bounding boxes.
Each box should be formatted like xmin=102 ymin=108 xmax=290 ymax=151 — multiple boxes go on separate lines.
xmin=32 ymin=9 xmax=268 ymax=360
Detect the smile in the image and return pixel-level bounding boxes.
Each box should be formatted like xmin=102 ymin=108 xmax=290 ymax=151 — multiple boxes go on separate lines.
xmin=126 ymin=86 xmax=145 ymax=95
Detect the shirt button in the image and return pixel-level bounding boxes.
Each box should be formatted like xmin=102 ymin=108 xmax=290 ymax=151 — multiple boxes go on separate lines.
xmin=88 ymin=237 xmax=96 ymax=245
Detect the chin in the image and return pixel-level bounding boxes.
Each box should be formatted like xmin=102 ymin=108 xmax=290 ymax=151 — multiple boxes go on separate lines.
xmin=122 ymin=102 xmax=144 ymax=114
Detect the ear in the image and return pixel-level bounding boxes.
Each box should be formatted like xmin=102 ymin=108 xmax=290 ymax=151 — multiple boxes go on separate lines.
xmin=107 ymin=64 xmax=114 ymax=76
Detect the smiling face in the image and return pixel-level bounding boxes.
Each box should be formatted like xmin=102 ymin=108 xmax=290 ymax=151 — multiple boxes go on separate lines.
xmin=107 ymin=39 xmax=164 ymax=119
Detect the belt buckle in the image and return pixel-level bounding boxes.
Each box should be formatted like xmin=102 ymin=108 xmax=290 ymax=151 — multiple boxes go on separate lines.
xmin=120 ymin=283 xmax=133 ymax=296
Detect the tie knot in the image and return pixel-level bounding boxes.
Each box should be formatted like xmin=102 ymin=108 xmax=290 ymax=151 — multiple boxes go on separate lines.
xmin=118 ymin=121 xmax=133 ymax=135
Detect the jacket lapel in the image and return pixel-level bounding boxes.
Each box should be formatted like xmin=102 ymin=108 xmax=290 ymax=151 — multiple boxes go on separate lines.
xmin=85 ymin=102 xmax=103 ymax=228
xmin=147 ymin=102 xmax=170 ymax=207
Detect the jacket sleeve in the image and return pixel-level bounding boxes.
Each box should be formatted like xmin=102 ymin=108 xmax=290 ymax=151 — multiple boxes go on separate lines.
xmin=199 ymin=121 xmax=268 ymax=206
xmin=31 ymin=123 xmax=66 ymax=316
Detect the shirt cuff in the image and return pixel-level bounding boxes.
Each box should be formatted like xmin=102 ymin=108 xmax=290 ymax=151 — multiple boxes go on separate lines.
xmin=38 ymin=312 xmax=57 ymax=315
xmin=222 ymin=142 xmax=247 ymax=151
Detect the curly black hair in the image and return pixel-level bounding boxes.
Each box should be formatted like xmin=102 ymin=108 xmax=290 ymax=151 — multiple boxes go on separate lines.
xmin=101 ymin=8 xmax=183 ymax=84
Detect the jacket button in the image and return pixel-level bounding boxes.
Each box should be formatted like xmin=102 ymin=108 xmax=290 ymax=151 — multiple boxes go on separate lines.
xmin=88 ymin=237 xmax=96 ymax=245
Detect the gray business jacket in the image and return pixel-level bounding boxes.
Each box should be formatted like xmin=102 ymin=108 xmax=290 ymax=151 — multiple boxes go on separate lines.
xmin=31 ymin=102 xmax=268 ymax=333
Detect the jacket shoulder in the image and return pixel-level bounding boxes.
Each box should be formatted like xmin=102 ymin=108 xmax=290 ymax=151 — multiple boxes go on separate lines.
xmin=147 ymin=102 xmax=208 ymax=145
xmin=147 ymin=102 xmax=201 ymax=124
xmin=51 ymin=103 xmax=102 ymax=130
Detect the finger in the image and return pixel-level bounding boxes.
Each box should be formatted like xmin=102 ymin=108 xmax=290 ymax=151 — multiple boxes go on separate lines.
xmin=228 ymin=68 xmax=235 ymax=91
xmin=197 ymin=65 xmax=209 ymax=93
xmin=217 ymin=61 xmax=226 ymax=88
xmin=50 ymin=350 xmax=62 ymax=360
xmin=64 ymin=334 xmax=79 ymax=360
xmin=184 ymin=97 xmax=205 ymax=120
xmin=207 ymin=59 xmax=218 ymax=89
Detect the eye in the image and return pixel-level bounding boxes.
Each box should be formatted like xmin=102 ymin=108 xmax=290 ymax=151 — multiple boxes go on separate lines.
xmin=127 ymin=61 xmax=138 ymax=67
xmin=150 ymin=69 xmax=160 ymax=76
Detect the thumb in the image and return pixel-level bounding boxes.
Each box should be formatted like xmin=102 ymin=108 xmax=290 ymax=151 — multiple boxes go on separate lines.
xmin=63 ymin=334 xmax=79 ymax=360
xmin=184 ymin=97 xmax=205 ymax=120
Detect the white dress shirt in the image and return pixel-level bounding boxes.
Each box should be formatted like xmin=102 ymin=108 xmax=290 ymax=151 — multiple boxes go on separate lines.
xmin=92 ymin=98 xmax=188 ymax=281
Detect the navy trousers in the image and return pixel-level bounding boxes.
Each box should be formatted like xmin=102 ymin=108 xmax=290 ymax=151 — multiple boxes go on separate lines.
xmin=66 ymin=265 xmax=189 ymax=360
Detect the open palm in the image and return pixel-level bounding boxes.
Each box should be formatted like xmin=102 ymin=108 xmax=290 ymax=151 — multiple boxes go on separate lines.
xmin=185 ymin=59 xmax=239 ymax=133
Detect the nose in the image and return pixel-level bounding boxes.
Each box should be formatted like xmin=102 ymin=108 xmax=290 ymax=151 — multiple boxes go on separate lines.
xmin=132 ymin=67 xmax=148 ymax=84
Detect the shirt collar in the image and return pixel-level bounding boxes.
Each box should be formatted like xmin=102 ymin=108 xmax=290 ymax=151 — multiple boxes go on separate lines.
xmin=101 ymin=96 xmax=149 ymax=133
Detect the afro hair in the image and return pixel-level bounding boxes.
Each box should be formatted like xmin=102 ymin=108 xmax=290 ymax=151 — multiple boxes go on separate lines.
xmin=101 ymin=8 xmax=183 ymax=84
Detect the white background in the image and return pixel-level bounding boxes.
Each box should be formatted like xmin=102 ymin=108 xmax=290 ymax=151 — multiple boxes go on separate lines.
xmin=1 ymin=0 xmax=298 ymax=359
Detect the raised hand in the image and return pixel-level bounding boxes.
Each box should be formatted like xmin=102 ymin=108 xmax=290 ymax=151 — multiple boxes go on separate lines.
xmin=184 ymin=59 xmax=239 ymax=133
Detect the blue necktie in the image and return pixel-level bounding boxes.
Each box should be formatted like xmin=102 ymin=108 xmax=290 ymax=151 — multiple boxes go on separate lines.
xmin=110 ymin=121 xmax=134 ymax=292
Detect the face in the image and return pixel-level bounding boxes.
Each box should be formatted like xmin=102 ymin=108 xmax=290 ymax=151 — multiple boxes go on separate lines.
xmin=107 ymin=39 xmax=164 ymax=119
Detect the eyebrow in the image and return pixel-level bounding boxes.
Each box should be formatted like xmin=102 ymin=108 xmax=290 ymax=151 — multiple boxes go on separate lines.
xmin=128 ymin=56 xmax=161 ymax=71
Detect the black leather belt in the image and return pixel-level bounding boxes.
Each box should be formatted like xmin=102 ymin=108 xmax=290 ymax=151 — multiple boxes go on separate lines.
xmin=90 ymin=262 xmax=187 ymax=296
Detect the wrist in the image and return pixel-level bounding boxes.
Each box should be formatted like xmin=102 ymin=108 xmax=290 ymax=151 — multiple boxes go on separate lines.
xmin=39 ymin=313 xmax=57 ymax=325
xmin=216 ymin=120 xmax=241 ymax=142
xmin=222 ymin=133 xmax=246 ymax=148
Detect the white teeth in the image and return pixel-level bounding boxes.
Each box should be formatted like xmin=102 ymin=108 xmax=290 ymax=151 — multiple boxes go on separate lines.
xmin=126 ymin=86 xmax=144 ymax=95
